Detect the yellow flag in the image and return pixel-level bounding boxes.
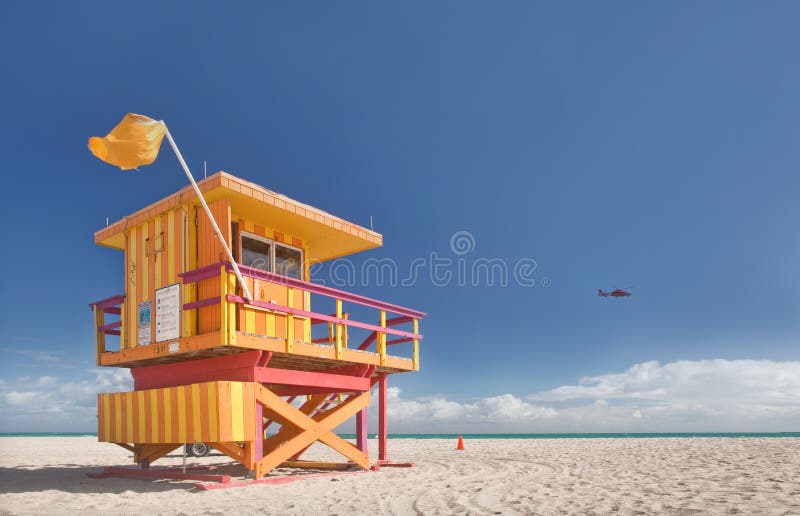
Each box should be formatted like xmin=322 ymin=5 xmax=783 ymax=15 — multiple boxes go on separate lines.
xmin=88 ymin=113 xmax=167 ymax=170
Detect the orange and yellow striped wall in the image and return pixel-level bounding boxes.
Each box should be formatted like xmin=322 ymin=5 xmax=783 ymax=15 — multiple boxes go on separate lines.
xmin=120 ymin=199 xmax=315 ymax=350
xmin=124 ymin=206 xmax=196 ymax=350
xmin=97 ymin=381 xmax=256 ymax=444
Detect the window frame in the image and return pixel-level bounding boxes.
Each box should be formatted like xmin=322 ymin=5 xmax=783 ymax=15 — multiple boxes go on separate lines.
xmin=239 ymin=230 xmax=304 ymax=280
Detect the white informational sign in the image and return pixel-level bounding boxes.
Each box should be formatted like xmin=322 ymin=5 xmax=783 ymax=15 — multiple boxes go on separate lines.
xmin=155 ymin=283 xmax=181 ymax=342
xmin=137 ymin=301 xmax=151 ymax=347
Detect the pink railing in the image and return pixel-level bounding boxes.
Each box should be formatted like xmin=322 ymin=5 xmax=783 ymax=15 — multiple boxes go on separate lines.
xmin=89 ymin=294 xmax=125 ymax=363
xmin=178 ymin=261 xmax=424 ymax=368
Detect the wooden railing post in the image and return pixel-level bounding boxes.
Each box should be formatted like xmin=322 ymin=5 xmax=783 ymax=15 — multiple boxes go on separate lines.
xmin=219 ymin=265 xmax=228 ymax=345
xmin=343 ymin=313 xmax=349 ymax=349
xmin=335 ymin=299 xmax=343 ymax=360
xmin=227 ymin=270 xmax=237 ymax=345
xmin=120 ymin=303 xmax=126 ymax=352
xmin=378 ymin=310 xmax=387 ymax=367
xmin=412 ymin=318 xmax=419 ymax=371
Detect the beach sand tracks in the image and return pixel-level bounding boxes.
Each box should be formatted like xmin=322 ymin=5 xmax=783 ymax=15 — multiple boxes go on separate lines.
xmin=2 ymin=437 xmax=800 ymax=515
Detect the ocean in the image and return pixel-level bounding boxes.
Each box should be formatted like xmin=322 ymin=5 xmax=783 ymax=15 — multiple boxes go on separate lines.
xmin=1 ymin=432 xmax=798 ymax=439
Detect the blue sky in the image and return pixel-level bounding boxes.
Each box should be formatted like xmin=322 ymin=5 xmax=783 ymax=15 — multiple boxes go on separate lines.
xmin=1 ymin=2 xmax=799 ymax=432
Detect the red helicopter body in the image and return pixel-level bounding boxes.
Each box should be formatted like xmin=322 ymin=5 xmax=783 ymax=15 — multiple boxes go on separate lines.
xmin=598 ymin=288 xmax=632 ymax=298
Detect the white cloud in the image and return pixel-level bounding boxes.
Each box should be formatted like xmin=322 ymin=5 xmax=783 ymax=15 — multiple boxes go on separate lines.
xmin=1 ymin=359 xmax=799 ymax=433
xmin=0 ymin=369 xmax=132 ymax=432
xmin=4 ymin=391 xmax=39 ymax=406
xmin=373 ymin=387 xmax=557 ymax=433
xmin=377 ymin=359 xmax=800 ymax=433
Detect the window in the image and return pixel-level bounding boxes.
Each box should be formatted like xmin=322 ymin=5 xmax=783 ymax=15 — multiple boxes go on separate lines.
xmin=239 ymin=232 xmax=303 ymax=279
xmin=275 ymin=244 xmax=302 ymax=279
xmin=241 ymin=234 xmax=271 ymax=272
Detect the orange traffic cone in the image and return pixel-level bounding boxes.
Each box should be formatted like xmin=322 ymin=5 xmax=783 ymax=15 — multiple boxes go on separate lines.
xmin=456 ymin=435 xmax=464 ymax=450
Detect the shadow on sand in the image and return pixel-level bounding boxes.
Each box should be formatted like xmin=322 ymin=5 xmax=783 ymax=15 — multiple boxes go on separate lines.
xmin=0 ymin=453 xmax=240 ymax=494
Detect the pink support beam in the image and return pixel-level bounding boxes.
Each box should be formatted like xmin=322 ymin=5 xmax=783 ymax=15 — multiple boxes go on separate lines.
xmin=132 ymin=351 xmax=370 ymax=392
xmin=267 ymin=386 xmax=367 ymax=397
xmin=87 ymin=466 xmax=231 ymax=483
xmin=358 ymin=316 xmax=415 ymax=350
xmin=195 ymin=470 xmax=369 ymax=490
xmin=254 ymin=368 xmax=370 ymax=392
xmin=88 ymin=294 xmax=125 ymax=311
xmin=356 ymin=407 xmax=368 ymax=455
xmin=378 ymin=372 xmax=388 ymax=461
xmin=131 ymin=351 xmax=263 ymax=390
xmin=98 ymin=321 xmax=122 ymax=333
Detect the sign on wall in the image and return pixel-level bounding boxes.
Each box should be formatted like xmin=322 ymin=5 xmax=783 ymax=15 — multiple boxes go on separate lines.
xmin=155 ymin=283 xmax=180 ymax=342
xmin=137 ymin=301 xmax=151 ymax=347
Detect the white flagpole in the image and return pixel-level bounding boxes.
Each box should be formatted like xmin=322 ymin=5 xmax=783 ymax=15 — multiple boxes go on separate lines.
xmin=163 ymin=126 xmax=253 ymax=303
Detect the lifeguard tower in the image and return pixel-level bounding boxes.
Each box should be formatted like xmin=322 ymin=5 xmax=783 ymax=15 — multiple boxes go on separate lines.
xmin=90 ymin=172 xmax=424 ymax=479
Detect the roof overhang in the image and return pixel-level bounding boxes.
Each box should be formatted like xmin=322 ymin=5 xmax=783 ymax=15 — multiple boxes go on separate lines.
xmin=94 ymin=172 xmax=382 ymax=262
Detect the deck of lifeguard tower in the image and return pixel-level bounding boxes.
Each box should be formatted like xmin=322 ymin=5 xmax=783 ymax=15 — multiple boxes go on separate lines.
xmin=90 ymin=171 xmax=423 ymax=375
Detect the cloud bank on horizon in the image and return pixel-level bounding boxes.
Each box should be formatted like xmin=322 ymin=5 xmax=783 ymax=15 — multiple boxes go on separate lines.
xmin=385 ymin=359 xmax=800 ymax=433
xmin=1 ymin=359 xmax=798 ymax=433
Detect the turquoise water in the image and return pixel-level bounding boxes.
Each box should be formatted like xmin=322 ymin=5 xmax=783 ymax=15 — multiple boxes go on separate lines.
xmin=2 ymin=432 xmax=798 ymax=438
xmin=0 ymin=432 xmax=98 ymax=437
xmin=343 ymin=433 xmax=800 ymax=439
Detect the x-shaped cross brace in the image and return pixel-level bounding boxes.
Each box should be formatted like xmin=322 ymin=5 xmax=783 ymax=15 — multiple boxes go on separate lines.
xmin=253 ymin=385 xmax=370 ymax=478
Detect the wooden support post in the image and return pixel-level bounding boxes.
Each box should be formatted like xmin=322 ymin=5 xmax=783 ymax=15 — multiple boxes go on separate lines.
xmin=286 ymin=287 xmax=294 ymax=353
xmin=219 ymin=265 xmax=227 ymax=345
xmin=94 ymin=306 xmax=105 ymax=366
xmin=254 ymin=400 xmax=263 ymax=468
xmin=378 ymin=310 xmax=387 ymax=367
xmin=335 ymin=299 xmax=343 ymax=360
xmin=378 ymin=372 xmax=388 ymax=461
xmin=120 ymin=302 xmax=126 ymax=351
xmin=356 ymin=407 xmax=368 ymax=455
xmin=412 ymin=318 xmax=419 ymax=371
xmin=227 ymin=271 xmax=237 ymax=345
xmin=134 ymin=443 xmax=180 ymax=467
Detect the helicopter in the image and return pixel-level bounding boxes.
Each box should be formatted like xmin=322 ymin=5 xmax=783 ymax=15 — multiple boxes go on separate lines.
xmin=598 ymin=288 xmax=632 ymax=298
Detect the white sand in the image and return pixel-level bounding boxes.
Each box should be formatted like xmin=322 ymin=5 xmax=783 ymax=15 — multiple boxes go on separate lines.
xmin=1 ymin=436 xmax=799 ymax=515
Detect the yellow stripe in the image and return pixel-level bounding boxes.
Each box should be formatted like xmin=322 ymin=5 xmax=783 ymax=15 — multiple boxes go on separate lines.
xmin=177 ymin=386 xmax=186 ymax=442
xmin=150 ymin=389 xmax=158 ymax=442
xmin=167 ymin=210 xmax=176 ymax=283
xmin=230 ymin=382 xmax=243 ymax=441
xmin=113 ymin=393 xmax=122 ymax=442
xmin=141 ymin=223 xmax=149 ymax=303
xmin=207 ymin=382 xmax=218 ymax=442
xmin=266 ymin=313 xmax=275 ymax=337
xmin=164 ymin=387 xmax=172 ymax=442
xmin=304 ymin=291 xmax=311 ymax=341
xmin=126 ymin=392 xmax=134 ymax=442
xmin=137 ymin=390 xmax=146 ymax=442
xmin=246 ymin=307 xmax=255 ymax=334
xmin=129 ymin=226 xmax=137 ymax=348
xmin=154 ymin=216 xmax=162 ymax=289
xmin=191 ymin=383 xmax=202 ymax=442
xmin=102 ymin=394 xmax=110 ymax=441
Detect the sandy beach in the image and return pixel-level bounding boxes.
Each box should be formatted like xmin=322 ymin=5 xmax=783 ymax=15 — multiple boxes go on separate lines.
xmin=0 ymin=437 xmax=798 ymax=515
